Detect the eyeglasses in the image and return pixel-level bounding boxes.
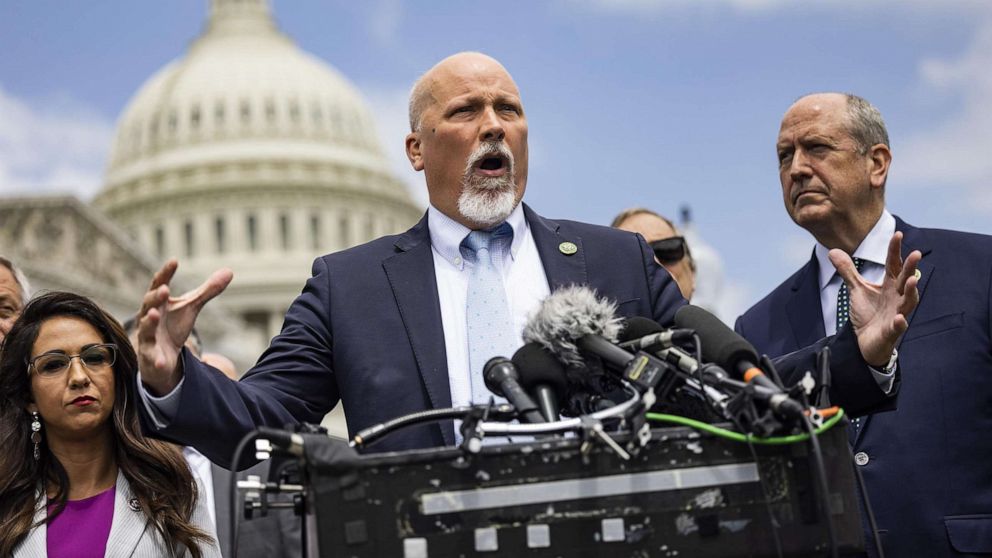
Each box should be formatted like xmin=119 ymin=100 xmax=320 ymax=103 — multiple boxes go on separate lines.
xmin=27 ymin=344 xmax=118 ymax=378
xmin=650 ymin=237 xmax=688 ymax=265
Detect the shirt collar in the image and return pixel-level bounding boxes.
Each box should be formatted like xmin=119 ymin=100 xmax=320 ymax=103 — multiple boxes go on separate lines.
xmin=428 ymin=203 xmax=527 ymax=269
xmin=814 ymin=209 xmax=896 ymax=289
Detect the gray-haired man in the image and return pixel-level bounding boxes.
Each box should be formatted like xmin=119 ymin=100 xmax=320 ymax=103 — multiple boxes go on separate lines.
xmin=0 ymin=256 xmax=31 ymax=343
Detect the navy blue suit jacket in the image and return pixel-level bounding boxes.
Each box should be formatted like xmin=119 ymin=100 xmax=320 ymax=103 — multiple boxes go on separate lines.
xmin=142 ymin=205 xmax=881 ymax=467
xmin=736 ymin=217 xmax=992 ymax=557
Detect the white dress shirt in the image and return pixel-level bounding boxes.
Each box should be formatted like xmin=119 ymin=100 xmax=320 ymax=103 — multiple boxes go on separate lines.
xmin=428 ymin=203 xmax=551 ymax=411
xmin=183 ymin=446 xmax=217 ymax=530
xmin=813 ymin=209 xmax=896 ymax=391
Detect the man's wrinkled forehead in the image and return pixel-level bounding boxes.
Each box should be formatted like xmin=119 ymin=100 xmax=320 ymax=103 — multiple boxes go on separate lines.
xmin=780 ymin=94 xmax=847 ymax=132
xmin=424 ymin=55 xmax=521 ymax=107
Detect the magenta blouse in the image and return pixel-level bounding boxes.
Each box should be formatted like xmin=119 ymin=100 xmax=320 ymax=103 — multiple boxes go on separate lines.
xmin=46 ymin=485 xmax=116 ymax=558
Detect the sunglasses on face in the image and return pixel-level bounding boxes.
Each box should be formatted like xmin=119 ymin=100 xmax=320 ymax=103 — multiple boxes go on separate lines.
xmin=650 ymin=237 xmax=688 ymax=265
xmin=27 ymin=344 xmax=118 ymax=378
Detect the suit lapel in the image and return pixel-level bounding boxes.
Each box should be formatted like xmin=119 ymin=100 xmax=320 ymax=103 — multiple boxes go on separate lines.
xmin=382 ymin=213 xmax=454 ymax=445
xmin=104 ymin=472 xmax=148 ymax=557
xmin=895 ymin=217 xmax=933 ymax=331
xmin=524 ymin=205 xmax=587 ymax=290
xmin=211 ymin=464 xmax=232 ymax=558
xmin=786 ymin=253 xmax=826 ymax=351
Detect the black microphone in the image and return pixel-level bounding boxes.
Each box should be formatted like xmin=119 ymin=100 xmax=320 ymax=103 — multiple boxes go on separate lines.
xmin=619 ymin=316 xmax=695 ymax=352
xmin=483 ymin=357 xmax=546 ymax=424
xmin=673 ymin=305 xmax=804 ymax=418
xmin=512 ymin=343 xmax=568 ymax=422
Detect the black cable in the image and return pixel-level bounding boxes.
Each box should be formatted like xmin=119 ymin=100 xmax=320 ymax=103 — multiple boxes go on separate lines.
xmin=759 ymin=353 xmax=787 ymax=390
xmin=228 ymin=429 xmax=260 ymax=558
xmin=845 ymin=440 xmax=886 ymax=557
xmin=727 ymin=410 xmax=785 ymax=558
xmin=690 ymin=333 xmax=727 ymax=419
xmin=352 ymin=404 xmax=516 ymax=447
xmin=801 ymin=415 xmax=839 ymax=558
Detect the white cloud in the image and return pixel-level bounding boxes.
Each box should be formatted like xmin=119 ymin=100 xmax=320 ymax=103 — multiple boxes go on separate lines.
xmin=895 ymin=20 xmax=992 ymax=211
xmin=0 ymin=84 xmax=113 ymax=199
xmin=367 ymin=0 xmax=404 ymax=49
xmin=362 ymin=86 xmax=430 ymax=208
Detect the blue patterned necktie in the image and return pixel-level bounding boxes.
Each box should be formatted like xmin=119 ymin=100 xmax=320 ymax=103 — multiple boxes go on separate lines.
xmin=837 ymin=256 xmax=866 ymax=439
xmin=461 ymin=223 xmax=516 ymax=407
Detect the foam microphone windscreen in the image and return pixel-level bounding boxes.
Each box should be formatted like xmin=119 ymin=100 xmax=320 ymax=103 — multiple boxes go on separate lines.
xmin=618 ymin=316 xmax=665 ymax=342
xmin=512 ymin=342 xmax=570 ymax=399
xmin=673 ymin=305 xmax=759 ymax=373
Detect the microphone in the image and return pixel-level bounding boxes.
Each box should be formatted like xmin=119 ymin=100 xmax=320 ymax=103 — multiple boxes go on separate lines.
xmin=512 ymin=343 xmax=568 ymax=422
xmin=619 ymin=316 xmax=694 ymax=352
xmin=483 ymin=357 xmax=546 ymax=424
xmin=673 ymin=305 xmax=804 ymax=418
xmin=523 ymin=286 xmax=673 ymax=394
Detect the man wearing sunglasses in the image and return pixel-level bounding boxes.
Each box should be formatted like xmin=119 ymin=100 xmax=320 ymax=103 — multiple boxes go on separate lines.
xmin=611 ymin=208 xmax=696 ymax=300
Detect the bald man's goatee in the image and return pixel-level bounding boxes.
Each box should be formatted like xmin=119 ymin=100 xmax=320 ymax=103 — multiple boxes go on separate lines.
xmin=458 ymin=142 xmax=519 ymax=227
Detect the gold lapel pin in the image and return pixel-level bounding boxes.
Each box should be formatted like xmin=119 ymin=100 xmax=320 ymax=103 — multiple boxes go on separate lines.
xmin=559 ymin=241 xmax=578 ymax=255
xmin=914 ymin=269 xmax=922 ymax=280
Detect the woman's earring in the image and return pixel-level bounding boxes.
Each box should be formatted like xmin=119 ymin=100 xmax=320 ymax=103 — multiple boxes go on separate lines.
xmin=30 ymin=412 xmax=42 ymax=461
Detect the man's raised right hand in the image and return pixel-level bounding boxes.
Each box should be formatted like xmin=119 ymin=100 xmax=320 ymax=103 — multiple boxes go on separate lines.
xmin=137 ymin=259 xmax=233 ymax=396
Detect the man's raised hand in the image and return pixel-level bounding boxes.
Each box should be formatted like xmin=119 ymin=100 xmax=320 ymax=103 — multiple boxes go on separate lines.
xmin=137 ymin=259 xmax=233 ymax=395
xmin=830 ymin=231 xmax=922 ymax=367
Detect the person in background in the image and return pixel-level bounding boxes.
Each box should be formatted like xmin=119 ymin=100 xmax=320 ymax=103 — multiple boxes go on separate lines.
xmin=736 ymin=92 xmax=990 ymax=555
xmin=0 ymin=291 xmax=219 ymax=557
xmin=0 ymin=255 xmax=31 ymax=344
xmin=611 ymin=208 xmax=696 ymax=300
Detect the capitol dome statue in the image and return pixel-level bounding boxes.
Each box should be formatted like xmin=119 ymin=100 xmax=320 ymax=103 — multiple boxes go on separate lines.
xmin=94 ymin=0 xmax=422 ymax=350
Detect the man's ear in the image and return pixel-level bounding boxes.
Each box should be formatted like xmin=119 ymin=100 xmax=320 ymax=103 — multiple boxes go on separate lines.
xmin=405 ymin=132 xmax=425 ymax=172
xmin=867 ymin=143 xmax=892 ymax=190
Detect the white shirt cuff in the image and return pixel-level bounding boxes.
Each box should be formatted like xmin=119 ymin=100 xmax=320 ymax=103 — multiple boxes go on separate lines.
xmin=867 ymin=349 xmax=898 ymax=394
xmin=136 ymin=371 xmax=186 ymax=429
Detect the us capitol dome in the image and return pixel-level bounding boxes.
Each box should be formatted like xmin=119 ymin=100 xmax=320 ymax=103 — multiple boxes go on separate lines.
xmin=93 ymin=0 xmax=422 ymax=350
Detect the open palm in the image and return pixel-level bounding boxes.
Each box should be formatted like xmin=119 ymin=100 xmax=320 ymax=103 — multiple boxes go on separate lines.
xmin=136 ymin=259 xmax=233 ymax=395
xmin=829 ymin=232 xmax=922 ymax=367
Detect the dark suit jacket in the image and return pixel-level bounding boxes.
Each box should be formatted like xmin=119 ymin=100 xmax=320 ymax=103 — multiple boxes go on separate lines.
xmin=211 ymin=461 xmax=301 ymax=558
xmin=141 ymin=205 xmax=880 ymax=466
xmin=735 ymin=217 xmax=992 ymax=557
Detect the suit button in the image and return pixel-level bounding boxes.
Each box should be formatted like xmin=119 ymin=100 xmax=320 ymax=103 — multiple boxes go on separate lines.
xmin=854 ymin=451 xmax=870 ymax=466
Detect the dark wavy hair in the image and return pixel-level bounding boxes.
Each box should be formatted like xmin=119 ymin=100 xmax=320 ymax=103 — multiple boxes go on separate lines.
xmin=0 ymin=291 xmax=213 ymax=556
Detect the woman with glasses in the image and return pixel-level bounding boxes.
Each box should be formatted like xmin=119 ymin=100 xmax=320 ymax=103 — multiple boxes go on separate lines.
xmin=0 ymin=291 xmax=220 ymax=557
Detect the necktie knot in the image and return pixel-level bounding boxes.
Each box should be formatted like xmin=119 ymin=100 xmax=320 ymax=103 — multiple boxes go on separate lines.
xmin=461 ymin=223 xmax=513 ymax=264
xmin=853 ymin=256 xmax=865 ymax=271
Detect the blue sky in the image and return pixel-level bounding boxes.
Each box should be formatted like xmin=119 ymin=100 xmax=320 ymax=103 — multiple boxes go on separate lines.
xmin=2 ymin=0 xmax=991 ymax=319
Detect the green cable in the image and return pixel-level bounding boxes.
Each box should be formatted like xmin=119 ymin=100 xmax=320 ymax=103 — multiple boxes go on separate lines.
xmin=645 ymin=408 xmax=846 ymax=445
